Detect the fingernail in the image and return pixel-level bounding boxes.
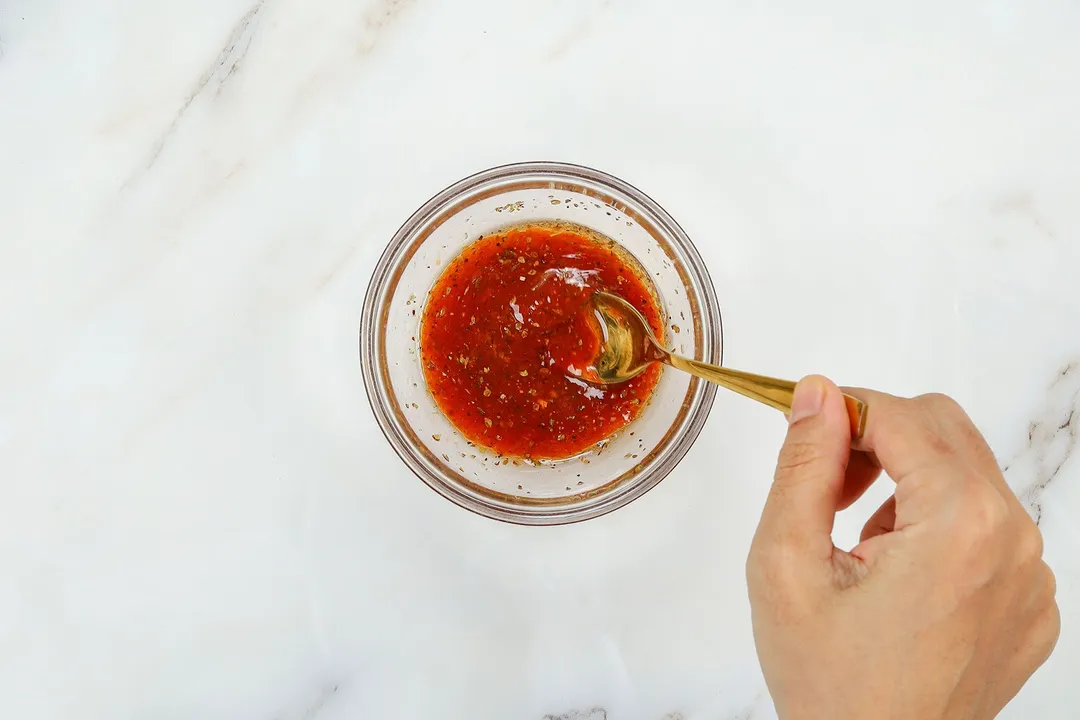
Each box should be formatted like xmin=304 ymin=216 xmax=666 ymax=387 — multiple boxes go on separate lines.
xmin=789 ymin=376 xmax=825 ymax=424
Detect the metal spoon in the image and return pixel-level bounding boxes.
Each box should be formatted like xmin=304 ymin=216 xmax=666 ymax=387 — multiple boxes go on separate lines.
xmin=587 ymin=291 xmax=867 ymax=439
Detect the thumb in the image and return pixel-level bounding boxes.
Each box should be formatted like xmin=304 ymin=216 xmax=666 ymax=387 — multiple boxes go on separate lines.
xmin=755 ymin=375 xmax=853 ymax=561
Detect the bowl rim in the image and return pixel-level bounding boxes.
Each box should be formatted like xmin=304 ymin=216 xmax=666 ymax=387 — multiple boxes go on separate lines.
xmin=360 ymin=161 xmax=723 ymax=525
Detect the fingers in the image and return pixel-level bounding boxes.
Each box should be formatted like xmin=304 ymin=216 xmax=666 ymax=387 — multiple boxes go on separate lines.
xmin=754 ymin=376 xmax=853 ymax=562
xmin=860 ymin=495 xmax=897 ymax=541
xmin=1036 ymin=601 xmax=1062 ymax=667
xmin=844 ymin=388 xmax=957 ymax=481
xmin=845 ymin=389 xmax=995 ymax=474
xmin=1022 ymin=564 xmax=1060 ymax=669
xmin=996 ymin=568 xmax=1060 ymax=712
xmin=843 ymin=387 xmax=1014 ymax=505
xmin=838 ymin=450 xmax=883 ymax=510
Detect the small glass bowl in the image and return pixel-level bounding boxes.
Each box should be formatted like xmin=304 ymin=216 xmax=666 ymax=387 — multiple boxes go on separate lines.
xmin=360 ymin=162 xmax=722 ymax=525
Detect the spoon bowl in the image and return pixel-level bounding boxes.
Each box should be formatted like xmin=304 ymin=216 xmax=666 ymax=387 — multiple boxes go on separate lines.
xmin=590 ymin=292 xmax=665 ymax=383
xmin=588 ymin=292 xmax=868 ymax=439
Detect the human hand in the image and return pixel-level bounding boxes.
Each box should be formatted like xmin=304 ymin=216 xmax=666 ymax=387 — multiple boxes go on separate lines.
xmin=746 ymin=376 xmax=1059 ymax=720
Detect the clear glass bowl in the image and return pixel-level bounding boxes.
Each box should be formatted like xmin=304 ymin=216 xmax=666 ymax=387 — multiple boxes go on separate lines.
xmin=360 ymin=162 xmax=722 ymax=525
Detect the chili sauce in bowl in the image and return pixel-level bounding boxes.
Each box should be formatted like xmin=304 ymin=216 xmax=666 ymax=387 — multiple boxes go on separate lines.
xmin=420 ymin=223 xmax=663 ymax=460
xmin=361 ymin=162 xmax=721 ymax=524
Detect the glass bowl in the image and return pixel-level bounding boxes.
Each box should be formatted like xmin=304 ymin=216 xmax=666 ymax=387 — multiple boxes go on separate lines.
xmin=360 ymin=162 xmax=722 ymax=525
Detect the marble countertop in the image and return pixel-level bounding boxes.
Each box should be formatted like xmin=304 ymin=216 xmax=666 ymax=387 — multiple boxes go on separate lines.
xmin=2 ymin=1 xmax=1079 ymax=718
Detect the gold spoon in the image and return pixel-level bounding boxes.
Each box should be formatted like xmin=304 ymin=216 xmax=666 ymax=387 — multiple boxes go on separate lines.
xmin=587 ymin=291 xmax=867 ymax=439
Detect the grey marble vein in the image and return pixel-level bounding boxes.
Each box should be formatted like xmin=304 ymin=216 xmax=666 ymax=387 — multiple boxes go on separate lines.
xmin=991 ymin=192 xmax=1056 ymax=239
xmin=356 ymin=0 xmax=419 ymax=57
xmin=288 ymin=683 xmax=339 ymax=720
xmin=1003 ymin=360 xmax=1080 ymax=524
xmin=730 ymin=705 xmax=758 ymax=720
xmin=129 ymin=0 xmax=266 ymax=181
xmin=543 ymin=709 xmax=606 ymax=720
xmin=725 ymin=690 xmax=769 ymax=720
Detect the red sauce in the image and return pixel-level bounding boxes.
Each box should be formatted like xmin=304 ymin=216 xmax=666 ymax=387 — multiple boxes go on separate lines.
xmin=420 ymin=223 xmax=664 ymax=460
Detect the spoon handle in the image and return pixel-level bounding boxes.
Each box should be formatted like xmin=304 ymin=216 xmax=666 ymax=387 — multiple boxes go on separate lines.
xmin=665 ymin=355 xmax=867 ymax=439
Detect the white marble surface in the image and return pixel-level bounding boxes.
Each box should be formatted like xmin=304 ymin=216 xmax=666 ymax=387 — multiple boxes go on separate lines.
xmin=2 ymin=0 xmax=1079 ymax=717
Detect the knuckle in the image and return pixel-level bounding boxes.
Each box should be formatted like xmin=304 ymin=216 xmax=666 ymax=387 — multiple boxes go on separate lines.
xmin=961 ymin=421 xmax=995 ymax=459
xmin=775 ymin=439 xmax=825 ymax=479
xmin=873 ymin=399 xmax=918 ymax=435
xmin=913 ymin=393 xmax=998 ymax=468
xmin=918 ymin=393 xmax=975 ymax=441
xmin=960 ymin=482 xmax=1010 ymax=541
xmin=1038 ymin=602 xmax=1062 ymax=660
xmin=1044 ymin=563 xmax=1058 ymax=599
xmin=881 ymin=399 xmax=956 ymax=458
xmin=1019 ymin=524 xmax=1045 ymax=561
xmin=917 ymin=392 xmax=964 ymax=418
xmin=925 ymin=429 xmax=955 ymax=457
